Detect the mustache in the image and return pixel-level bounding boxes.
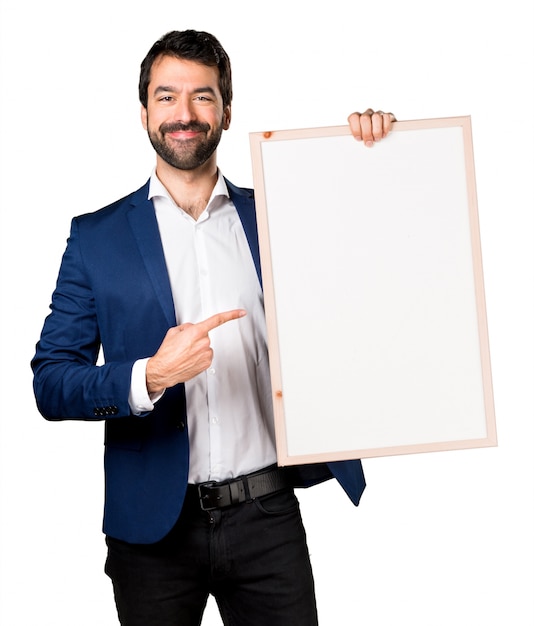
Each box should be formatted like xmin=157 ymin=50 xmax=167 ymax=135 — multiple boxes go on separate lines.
xmin=160 ymin=121 xmax=211 ymax=134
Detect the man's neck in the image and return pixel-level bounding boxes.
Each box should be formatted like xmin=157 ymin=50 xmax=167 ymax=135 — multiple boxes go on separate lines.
xmin=155 ymin=157 xmax=219 ymax=221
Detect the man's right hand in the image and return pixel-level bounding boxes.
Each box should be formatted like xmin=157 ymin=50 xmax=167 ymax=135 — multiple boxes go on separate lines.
xmin=146 ymin=309 xmax=247 ymax=394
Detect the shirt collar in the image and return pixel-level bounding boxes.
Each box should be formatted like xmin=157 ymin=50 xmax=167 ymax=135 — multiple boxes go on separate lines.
xmin=147 ymin=168 xmax=230 ymax=215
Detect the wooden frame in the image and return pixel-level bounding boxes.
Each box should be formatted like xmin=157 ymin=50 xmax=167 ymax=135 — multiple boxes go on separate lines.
xmin=249 ymin=116 xmax=497 ymax=465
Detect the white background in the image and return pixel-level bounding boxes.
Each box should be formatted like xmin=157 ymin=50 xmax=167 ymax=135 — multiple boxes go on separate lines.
xmin=0 ymin=1 xmax=532 ymax=624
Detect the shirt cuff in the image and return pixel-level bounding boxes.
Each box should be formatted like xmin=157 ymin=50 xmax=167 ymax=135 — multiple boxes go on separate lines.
xmin=129 ymin=358 xmax=164 ymax=415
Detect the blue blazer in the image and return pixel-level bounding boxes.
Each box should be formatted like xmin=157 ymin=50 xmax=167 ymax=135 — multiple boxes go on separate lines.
xmin=32 ymin=179 xmax=365 ymax=544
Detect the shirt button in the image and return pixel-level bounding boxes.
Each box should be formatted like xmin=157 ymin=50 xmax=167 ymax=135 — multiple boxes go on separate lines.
xmin=208 ymin=367 xmax=216 ymax=375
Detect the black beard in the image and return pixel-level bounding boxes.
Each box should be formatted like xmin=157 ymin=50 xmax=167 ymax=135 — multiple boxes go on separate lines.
xmin=147 ymin=120 xmax=224 ymax=171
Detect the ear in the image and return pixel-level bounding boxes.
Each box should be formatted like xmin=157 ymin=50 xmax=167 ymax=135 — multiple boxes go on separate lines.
xmin=223 ymin=105 xmax=231 ymax=130
xmin=141 ymin=105 xmax=148 ymax=131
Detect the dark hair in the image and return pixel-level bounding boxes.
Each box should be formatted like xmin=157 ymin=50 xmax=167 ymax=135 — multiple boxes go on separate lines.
xmin=139 ymin=30 xmax=232 ymax=109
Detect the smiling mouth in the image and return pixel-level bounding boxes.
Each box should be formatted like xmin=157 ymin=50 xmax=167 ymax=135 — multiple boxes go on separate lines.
xmin=161 ymin=122 xmax=210 ymax=137
xmin=167 ymin=130 xmax=202 ymax=140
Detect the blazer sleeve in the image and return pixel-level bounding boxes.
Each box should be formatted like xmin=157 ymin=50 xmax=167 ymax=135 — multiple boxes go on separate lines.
xmin=31 ymin=218 xmax=135 ymax=420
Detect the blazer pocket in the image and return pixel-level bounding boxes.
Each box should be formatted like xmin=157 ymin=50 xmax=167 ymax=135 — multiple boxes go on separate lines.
xmin=104 ymin=417 xmax=147 ymax=451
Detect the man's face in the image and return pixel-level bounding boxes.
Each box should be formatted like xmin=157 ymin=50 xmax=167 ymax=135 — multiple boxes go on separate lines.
xmin=141 ymin=55 xmax=231 ymax=171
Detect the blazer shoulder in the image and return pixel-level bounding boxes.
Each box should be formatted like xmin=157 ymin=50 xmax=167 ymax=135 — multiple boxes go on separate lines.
xmin=75 ymin=181 xmax=151 ymax=226
xmin=224 ymin=177 xmax=254 ymax=201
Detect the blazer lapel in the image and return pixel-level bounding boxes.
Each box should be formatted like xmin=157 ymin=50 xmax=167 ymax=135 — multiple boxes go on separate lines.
xmin=226 ymin=178 xmax=263 ymax=288
xmin=126 ymin=182 xmax=176 ymax=328
xmin=125 ymin=178 xmax=260 ymax=331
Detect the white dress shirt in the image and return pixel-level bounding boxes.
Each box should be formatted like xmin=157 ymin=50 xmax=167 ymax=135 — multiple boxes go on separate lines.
xmin=129 ymin=170 xmax=277 ymax=483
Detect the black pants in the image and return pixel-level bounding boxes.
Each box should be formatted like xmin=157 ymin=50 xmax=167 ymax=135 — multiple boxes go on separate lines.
xmin=105 ymin=487 xmax=319 ymax=625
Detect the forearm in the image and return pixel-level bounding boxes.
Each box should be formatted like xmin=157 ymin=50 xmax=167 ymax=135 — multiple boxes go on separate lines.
xmin=129 ymin=357 xmax=164 ymax=415
xmin=32 ymin=354 xmax=136 ymax=420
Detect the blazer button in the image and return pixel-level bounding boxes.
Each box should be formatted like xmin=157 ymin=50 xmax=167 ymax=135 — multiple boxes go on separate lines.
xmin=94 ymin=406 xmax=119 ymax=417
xmin=177 ymin=421 xmax=186 ymax=432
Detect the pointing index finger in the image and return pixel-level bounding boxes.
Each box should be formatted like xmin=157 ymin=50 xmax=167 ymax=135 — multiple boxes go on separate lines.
xmin=196 ymin=309 xmax=247 ymax=334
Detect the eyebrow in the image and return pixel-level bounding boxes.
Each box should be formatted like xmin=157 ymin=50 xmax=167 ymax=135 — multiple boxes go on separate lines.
xmin=153 ymin=85 xmax=218 ymax=97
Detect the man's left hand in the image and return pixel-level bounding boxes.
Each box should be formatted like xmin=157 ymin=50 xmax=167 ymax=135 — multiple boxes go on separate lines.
xmin=348 ymin=109 xmax=396 ymax=147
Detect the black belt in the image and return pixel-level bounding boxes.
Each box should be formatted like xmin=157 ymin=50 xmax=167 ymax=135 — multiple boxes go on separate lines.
xmin=196 ymin=465 xmax=294 ymax=511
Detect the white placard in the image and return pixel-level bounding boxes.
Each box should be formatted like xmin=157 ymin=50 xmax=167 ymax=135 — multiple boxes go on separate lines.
xmin=250 ymin=117 xmax=496 ymax=464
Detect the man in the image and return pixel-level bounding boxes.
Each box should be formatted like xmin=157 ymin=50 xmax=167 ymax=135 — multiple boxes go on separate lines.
xmin=32 ymin=30 xmax=394 ymax=625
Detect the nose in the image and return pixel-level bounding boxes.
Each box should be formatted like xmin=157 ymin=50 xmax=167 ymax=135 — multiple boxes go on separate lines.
xmin=172 ymin=98 xmax=196 ymax=124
